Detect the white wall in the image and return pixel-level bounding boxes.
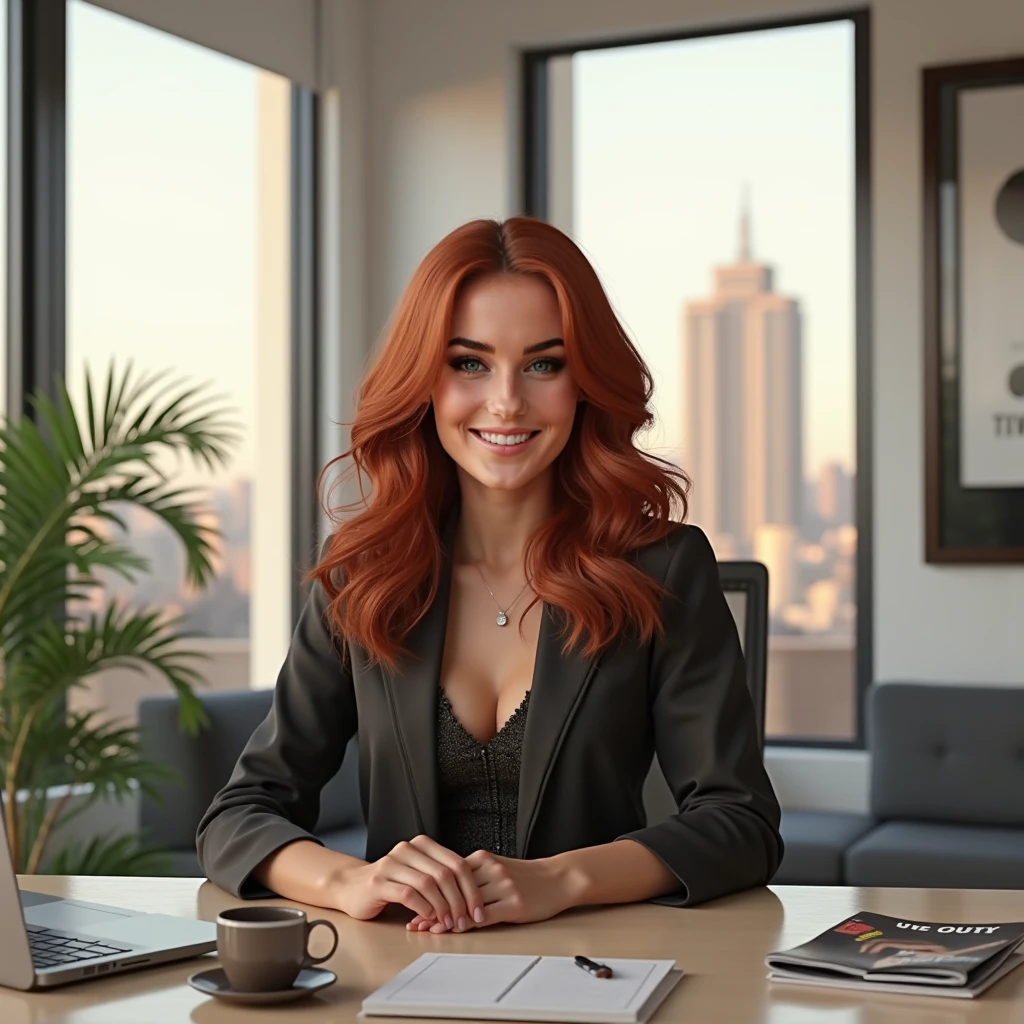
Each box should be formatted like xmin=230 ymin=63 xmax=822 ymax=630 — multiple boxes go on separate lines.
xmin=349 ymin=0 xmax=1024 ymax=810
xmin=85 ymin=0 xmax=319 ymax=88
xmin=871 ymin=0 xmax=1024 ymax=686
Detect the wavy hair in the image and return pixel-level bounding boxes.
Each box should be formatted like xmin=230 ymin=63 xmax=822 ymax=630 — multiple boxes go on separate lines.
xmin=312 ymin=216 xmax=690 ymax=673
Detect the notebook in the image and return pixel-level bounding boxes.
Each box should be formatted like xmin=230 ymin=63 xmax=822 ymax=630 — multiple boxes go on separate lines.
xmin=359 ymin=953 xmax=683 ymax=1023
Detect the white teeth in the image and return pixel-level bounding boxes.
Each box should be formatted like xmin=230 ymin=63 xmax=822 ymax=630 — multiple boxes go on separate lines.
xmin=477 ymin=431 xmax=533 ymax=446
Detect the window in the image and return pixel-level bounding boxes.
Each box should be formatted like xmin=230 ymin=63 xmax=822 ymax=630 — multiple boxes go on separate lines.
xmin=66 ymin=1 xmax=293 ymax=716
xmin=0 ymin=0 xmax=6 ymax=415
xmin=529 ymin=15 xmax=868 ymax=745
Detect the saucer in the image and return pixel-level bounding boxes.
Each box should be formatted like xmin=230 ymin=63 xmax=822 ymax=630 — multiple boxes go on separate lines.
xmin=188 ymin=967 xmax=337 ymax=1004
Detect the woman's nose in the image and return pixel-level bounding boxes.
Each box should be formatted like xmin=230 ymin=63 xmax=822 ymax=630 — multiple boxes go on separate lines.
xmin=486 ymin=373 xmax=527 ymax=416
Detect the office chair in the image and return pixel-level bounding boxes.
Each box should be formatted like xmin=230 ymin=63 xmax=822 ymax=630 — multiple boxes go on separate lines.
xmin=641 ymin=559 xmax=769 ymax=826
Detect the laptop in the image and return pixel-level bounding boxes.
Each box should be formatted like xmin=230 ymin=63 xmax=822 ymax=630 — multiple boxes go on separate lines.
xmin=0 ymin=814 xmax=216 ymax=991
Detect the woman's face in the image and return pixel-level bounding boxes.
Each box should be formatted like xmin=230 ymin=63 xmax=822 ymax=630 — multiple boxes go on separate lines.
xmin=431 ymin=273 xmax=580 ymax=494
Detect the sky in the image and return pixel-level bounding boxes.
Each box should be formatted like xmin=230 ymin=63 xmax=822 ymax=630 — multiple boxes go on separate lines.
xmin=573 ymin=20 xmax=856 ymax=479
xmin=66 ymin=0 xmax=268 ymax=485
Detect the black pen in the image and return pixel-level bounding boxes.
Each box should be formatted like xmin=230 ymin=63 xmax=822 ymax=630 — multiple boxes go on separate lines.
xmin=574 ymin=955 xmax=614 ymax=979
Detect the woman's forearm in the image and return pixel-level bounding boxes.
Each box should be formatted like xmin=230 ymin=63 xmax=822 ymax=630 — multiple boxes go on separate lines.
xmin=551 ymin=838 xmax=680 ymax=908
xmin=252 ymin=839 xmax=365 ymax=908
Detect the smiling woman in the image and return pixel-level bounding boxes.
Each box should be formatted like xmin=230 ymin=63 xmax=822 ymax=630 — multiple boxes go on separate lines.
xmin=197 ymin=216 xmax=783 ymax=938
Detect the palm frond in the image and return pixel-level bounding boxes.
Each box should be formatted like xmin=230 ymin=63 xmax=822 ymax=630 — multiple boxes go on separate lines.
xmin=0 ymin=361 xmax=239 ymax=872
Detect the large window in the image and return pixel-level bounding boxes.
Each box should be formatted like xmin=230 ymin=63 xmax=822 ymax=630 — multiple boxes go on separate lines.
xmin=0 ymin=0 xmax=6 ymax=415
xmin=528 ymin=14 xmax=869 ymax=745
xmin=66 ymin=1 xmax=294 ymax=716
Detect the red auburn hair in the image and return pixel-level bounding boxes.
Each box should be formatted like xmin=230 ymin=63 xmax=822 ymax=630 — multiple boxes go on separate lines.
xmin=312 ymin=216 xmax=690 ymax=673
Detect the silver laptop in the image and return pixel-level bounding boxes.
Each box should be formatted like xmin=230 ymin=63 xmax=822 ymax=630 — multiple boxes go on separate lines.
xmin=0 ymin=814 xmax=216 ymax=990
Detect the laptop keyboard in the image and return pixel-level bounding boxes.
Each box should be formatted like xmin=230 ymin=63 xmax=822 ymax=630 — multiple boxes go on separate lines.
xmin=26 ymin=925 xmax=133 ymax=971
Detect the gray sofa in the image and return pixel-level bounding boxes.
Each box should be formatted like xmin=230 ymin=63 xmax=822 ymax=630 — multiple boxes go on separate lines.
xmin=776 ymin=683 xmax=1024 ymax=888
xmin=138 ymin=689 xmax=367 ymax=875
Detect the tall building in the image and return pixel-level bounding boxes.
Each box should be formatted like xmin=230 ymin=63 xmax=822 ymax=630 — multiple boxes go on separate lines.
xmin=818 ymin=461 xmax=853 ymax=525
xmin=683 ymin=198 xmax=803 ymax=554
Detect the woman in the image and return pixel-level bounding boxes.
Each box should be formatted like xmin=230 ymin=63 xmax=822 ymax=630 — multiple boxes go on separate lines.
xmin=197 ymin=216 xmax=783 ymax=934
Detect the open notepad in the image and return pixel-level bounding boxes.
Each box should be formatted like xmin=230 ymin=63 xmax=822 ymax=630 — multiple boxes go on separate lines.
xmin=359 ymin=953 xmax=683 ymax=1023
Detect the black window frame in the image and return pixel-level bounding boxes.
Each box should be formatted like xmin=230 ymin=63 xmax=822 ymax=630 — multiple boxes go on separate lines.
xmin=6 ymin=0 xmax=320 ymax=633
xmin=521 ymin=8 xmax=873 ymax=750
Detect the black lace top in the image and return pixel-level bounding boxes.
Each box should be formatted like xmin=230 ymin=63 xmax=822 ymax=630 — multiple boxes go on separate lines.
xmin=436 ymin=688 xmax=531 ymax=858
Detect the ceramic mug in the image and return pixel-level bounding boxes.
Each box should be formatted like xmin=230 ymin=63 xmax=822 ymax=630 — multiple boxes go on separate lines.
xmin=216 ymin=907 xmax=338 ymax=992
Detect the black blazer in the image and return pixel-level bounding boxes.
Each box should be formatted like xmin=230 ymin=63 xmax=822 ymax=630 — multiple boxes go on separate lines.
xmin=196 ymin=509 xmax=783 ymax=907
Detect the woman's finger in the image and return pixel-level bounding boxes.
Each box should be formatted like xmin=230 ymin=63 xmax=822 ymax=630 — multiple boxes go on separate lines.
xmin=390 ymin=843 xmax=468 ymax=930
xmin=385 ymin=862 xmax=452 ymax=925
xmin=376 ymin=880 xmax=436 ymax=920
xmin=409 ymin=836 xmax=485 ymax=926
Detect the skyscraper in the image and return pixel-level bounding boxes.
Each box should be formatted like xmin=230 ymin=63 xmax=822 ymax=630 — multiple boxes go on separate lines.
xmin=683 ymin=197 xmax=803 ymax=555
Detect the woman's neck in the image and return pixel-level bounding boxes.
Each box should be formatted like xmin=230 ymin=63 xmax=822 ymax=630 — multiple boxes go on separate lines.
xmin=451 ymin=473 xmax=553 ymax=574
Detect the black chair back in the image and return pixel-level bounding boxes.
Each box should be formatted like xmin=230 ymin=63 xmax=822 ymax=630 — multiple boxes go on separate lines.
xmin=642 ymin=559 xmax=769 ymax=825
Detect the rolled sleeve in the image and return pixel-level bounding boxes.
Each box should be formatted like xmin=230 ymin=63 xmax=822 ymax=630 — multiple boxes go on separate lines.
xmin=618 ymin=525 xmax=783 ymax=905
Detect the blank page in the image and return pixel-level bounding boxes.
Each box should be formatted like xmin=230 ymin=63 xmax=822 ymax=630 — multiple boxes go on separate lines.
xmin=500 ymin=958 xmax=673 ymax=1014
xmin=375 ymin=954 xmax=539 ymax=1007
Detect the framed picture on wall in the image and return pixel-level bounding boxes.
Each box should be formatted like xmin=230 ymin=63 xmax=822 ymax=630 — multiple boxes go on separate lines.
xmin=923 ymin=56 xmax=1024 ymax=563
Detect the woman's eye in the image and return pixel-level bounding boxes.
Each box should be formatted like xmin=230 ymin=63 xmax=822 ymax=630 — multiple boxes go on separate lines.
xmin=530 ymin=358 xmax=563 ymax=374
xmin=451 ymin=357 xmax=484 ymax=373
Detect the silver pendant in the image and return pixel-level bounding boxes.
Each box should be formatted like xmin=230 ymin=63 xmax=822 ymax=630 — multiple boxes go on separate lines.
xmin=496 ymin=612 xmax=508 ymax=626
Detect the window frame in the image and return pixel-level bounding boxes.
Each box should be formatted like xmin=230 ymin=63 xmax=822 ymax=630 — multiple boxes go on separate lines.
xmin=520 ymin=8 xmax=873 ymax=750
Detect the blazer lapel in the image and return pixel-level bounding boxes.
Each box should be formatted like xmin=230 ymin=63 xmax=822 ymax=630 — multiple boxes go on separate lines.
xmin=378 ymin=505 xmax=461 ymax=840
xmin=516 ymin=607 xmax=602 ymax=857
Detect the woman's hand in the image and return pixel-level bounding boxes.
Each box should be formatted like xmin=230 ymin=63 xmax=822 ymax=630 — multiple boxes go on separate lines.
xmin=408 ymin=851 xmax=574 ymax=932
xmin=333 ymin=835 xmax=485 ymax=929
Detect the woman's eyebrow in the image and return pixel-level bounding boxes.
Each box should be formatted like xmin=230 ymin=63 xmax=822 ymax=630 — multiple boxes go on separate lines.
xmin=447 ymin=337 xmax=564 ymax=355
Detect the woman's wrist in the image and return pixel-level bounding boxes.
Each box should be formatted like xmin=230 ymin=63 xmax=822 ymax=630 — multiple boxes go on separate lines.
xmin=320 ymin=855 xmax=367 ymax=912
xmin=545 ymin=840 xmax=680 ymax=909
xmin=543 ymin=850 xmax=592 ymax=910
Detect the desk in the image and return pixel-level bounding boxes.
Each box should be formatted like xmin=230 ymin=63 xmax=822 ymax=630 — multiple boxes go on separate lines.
xmin=7 ymin=877 xmax=1024 ymax=1023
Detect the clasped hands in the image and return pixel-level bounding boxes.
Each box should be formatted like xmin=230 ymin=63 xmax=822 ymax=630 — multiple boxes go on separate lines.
xmin=331 ymin=834 xmax=574 ymax=932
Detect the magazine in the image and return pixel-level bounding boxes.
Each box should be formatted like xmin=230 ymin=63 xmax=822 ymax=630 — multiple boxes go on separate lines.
xmin=766 ymin=912 xmax=1024 ymax=999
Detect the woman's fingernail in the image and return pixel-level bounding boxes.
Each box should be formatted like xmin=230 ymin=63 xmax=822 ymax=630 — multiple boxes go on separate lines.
xmin=444 ymin=915 xmax=453 ymax=929
xmin=458 ymin=917 xmax=467 ymax=931
xmin=473 ymin=908 xmax=484 ymax=923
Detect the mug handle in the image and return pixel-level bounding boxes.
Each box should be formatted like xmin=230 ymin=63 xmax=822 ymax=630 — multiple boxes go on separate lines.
xmin=303 ymin=919 xmax=339 ymax=967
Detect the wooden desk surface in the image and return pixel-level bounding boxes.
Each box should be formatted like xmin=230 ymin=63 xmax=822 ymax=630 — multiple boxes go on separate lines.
xmin=7 ymin=877 xmax=1024 ymax=1023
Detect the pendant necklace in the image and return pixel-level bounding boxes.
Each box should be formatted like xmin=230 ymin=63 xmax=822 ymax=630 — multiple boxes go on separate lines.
xmin=474 ymin=563 xmax=533 ymax=627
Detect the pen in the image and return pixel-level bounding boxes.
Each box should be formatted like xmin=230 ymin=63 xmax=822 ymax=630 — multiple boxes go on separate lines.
xmin=574 ymin=955 xmax=613 ymax=979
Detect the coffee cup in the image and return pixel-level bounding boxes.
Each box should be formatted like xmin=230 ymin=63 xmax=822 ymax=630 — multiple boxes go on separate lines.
xmin=216 ymin=907 xmax=338 ymax=993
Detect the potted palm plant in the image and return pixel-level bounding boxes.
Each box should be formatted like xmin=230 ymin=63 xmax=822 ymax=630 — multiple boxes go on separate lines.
xmin=0 ymin=364 xmax=238 ymax=874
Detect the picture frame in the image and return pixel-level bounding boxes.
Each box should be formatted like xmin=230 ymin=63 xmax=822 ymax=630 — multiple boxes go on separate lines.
xmin=923 ymin=56 xmax=1024 ymax=563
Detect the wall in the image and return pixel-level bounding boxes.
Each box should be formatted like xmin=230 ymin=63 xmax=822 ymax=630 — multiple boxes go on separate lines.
xmin=870 ymin=0 xmax=1024 ymax=685
xmin=356 ymin=0 xmax=1024 ymax=810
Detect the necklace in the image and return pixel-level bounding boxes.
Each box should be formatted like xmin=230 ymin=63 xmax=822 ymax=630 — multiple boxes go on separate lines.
xmin=473 ymin=563 xmax=533 ymax=627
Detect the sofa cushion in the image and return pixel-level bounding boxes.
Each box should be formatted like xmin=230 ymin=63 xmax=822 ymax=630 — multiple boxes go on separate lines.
xmin=869 ymin=683 xmax=1024 ymax=826
xmin=774 ymin=811 xmax=875 ymax=884
xmin=845 ymin=821 xmax=1024 ymax=889
xmin=138 ymin=690 xmax=363 ymax=851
